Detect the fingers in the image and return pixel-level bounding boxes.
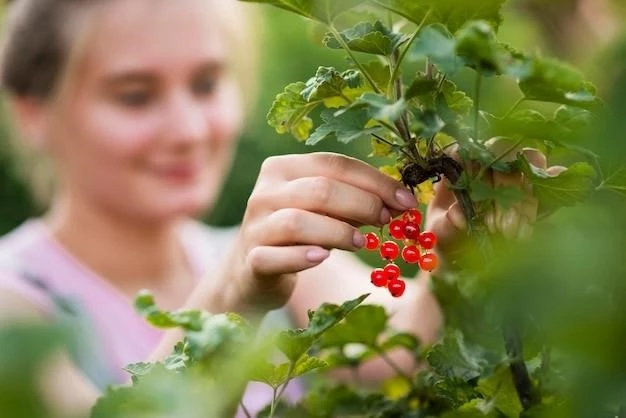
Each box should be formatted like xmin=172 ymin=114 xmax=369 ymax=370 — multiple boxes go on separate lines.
xmin=249 ymin=177 xmax=391 ymax=227
xmin=254 ymin=208 xmax=365 ymax=252
xmin=258 ymin=153 xmax=418 ymax=212
xmin=246 ymin=245 xmax=330 ymax=276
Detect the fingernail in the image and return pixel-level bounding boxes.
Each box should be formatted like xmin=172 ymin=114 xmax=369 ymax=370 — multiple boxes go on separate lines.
xmin=395 ymin=189 xmax=417 ymax=209
xmin=379 ymin=207 xmax=391 ymax=226
xmin=306 ymin=248 xmax=330 ymax=263
xmin=501 ymin=208 xmax=519 ymax=240
xmin=353 ymin=231 xmax=366 ymax=248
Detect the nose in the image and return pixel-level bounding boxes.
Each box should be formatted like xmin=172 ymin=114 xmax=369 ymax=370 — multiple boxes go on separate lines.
xmin=162 ymin=90 xmax=210 ymax=148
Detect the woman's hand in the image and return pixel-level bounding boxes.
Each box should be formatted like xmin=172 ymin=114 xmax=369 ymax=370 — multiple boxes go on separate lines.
xmin=220 ymin=152 xmax=421 ymax=312
xmin=424 ymin=141 xmax=565 ymax=271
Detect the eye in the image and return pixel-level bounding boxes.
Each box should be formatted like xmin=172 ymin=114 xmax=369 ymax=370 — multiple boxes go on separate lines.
xmin=192 ymin=76 xmax=218 ymax=96
xmin=116 ymin=90 xmax=153 ymax=107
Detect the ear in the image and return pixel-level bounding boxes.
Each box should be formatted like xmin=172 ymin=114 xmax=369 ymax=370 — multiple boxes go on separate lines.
xmin=8 ymin=96 xmax=51 ymax=149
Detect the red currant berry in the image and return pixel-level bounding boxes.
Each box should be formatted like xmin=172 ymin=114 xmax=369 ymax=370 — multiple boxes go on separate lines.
xmin=389 ymin=219 xmax=405 ymax=240
xmin=380 ymin=241 xmax=399 ymax=261
xmin=388 ymin=279 xmax=406 ymax=297
xmin=419 ymin=253 xmax=439 ymax=271
xmin=418 ymin=231 xmax=437 ymax=250
xmin=383 ymin=263 xmax=401 ymax=281
xmin=401 ymin=245 xmax=420 ymax=264
xmin=402 ymin=208 xmax=422 ymax=225
xmin=370 ymin=269 xmax=387 ymax=287
xmin=403 ymin=222 xmax=420 ymax=240
xmin=365 ymin=232 xmax=380 ymax=250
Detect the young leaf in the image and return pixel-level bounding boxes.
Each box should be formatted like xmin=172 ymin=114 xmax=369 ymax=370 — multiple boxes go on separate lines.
xmin=380 ymin=332 xmax=420 ymax=352
xmin=477 ymin=365 xmax=523 ymax=418
xmin=276 ymin=329 xmax=316 ymax=363
xmin=408 ymin=24 xmax=462 ymax=74
xmin=135 ymin=291 xmax=204 ymax=330
xmin=305 ymin=293 xmax=369 ymax=337
xmin=293 ymin=355 xmax=328 ymax=378
xmin=323 ymin=20 xmax=409 ymax=56
xmin=267 ymin=82 xmax=316 ymax=141
xmin=371 ymin=0 xmax=506 ymax=33
xmin=426 ymin=329 xmax=486 ymax=381
xmin=318 ymin=305 xmax=388 ymax=348
xmin=514 ymin=157 xmax=597 ymax=214
xmin=455 ymin=20 xmax=506 ymax=74
xmin=405 ymin=75 xmax=438 ymax=100
xmin=301 ymin=67 xmax=360 ymax=103
xmin=517 ymin=57 xmax=598 ymax=109
xmin=239 ymin=0 xmax=361 ymax=24
xmin=250 ymin=361 xmax=291 ymax=388
xmin=306 ymin=108 xmax=381 ymax=145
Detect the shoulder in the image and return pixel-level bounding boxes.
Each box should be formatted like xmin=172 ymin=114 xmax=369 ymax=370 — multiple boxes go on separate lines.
xmin=0 ymin=220 xmax=56 ymax=315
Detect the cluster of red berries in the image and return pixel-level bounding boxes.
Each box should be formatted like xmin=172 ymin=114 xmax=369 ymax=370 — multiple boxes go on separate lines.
xmin=364 ymin=208 xmax=439 ymax=298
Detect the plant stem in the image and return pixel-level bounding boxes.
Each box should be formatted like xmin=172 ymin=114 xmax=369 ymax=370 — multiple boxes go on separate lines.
xmin=503 ymin=319 xmax=536 ymax=410
xmin=386 ymin=8 xmax=433 ymax=96
xmin=328 ymin=25 xmax=382 ymax=94
xmin=501 ymin=97 xmax=525 ymax=120
xmin=269 ymin=386 xmax=278 ymax=418
xmin=240 ymin=401 xmax=252 ymax=418
xmin=474 ymin=137 xmax=525 ymax=181
xmin=371 ymin=133 xmax=414 ymax=162
xmin=473 ymin=68 xmax=483 ymax=140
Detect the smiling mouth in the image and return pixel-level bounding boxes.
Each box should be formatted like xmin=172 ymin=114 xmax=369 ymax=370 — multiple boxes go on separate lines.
xmin=153 ymin=163 xmax=202 ymax=183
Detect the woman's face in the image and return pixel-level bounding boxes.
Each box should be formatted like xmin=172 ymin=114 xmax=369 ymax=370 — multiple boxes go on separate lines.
xmin=45 ymin=0 xmax=244 ymax=222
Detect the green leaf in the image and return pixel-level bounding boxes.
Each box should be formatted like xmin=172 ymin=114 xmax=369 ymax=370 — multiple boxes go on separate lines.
xmin=319 ymin=305 xmax=388 ymax=347
xmin=441 ymin=398 xmax=498 ymax=417
xmin=267 ymin=82 xmax=316 ymax=141
xmin=599 ymin=165 xmax=626 ymax=197
xmin=185 ymin=313 xmax=250 ymax=361
xmin=441 ymin=79 xmax=474 ymax=115
xmin=477 ymin=365 xmax=523 ymax=418
xmin=470 ymin=179 xmax=525 ymax=210
xmin=405 ymin=75 xmax=438 ymax=100
xmin=302 ymin=67 xmax=357 ymax=103
xmin=350 ymin=92 xmax=407 ymax=122
xmin=306 ymin=108 xmax=381 ymax=145
xmin=276 ymin=329 xmax=316 ymax=363
xmin=426 ymin=329 xmax=486 ymax=381
xmin=456 ymin=138 xmax=508 ymax=172
xmin=293 ymin=355 xmax=328 ymax=378
xmin=135 ymin=291 xmax=204 ymax=329
xmin=123 ymin=362 xmax=155 ymax=382
xmin=323 ymin=20 xmax=408 ymax=56
xmin=380 ymin=332 xmax=420 ymax=352
xmin=408 ymin=24 xmax=462 ymax=74
xmin=371 ymin=0 xmax=506 ymax=33
xmin=514 ymin=157 xmax=597 ymax=215
xmin=361 ymin=60 xmax=392 ymax=91
xmin=455 ymin=20 xmax=506 ymax=74
xmin=250 ymin=361 xmax=291 ymax=387
xmin=517 ymin=57 xmax=598 ymax=109
xmin=239 ymin=0 xmax=361 ymax=24
xmin=305 ymin=294 xmax=369 ymax=337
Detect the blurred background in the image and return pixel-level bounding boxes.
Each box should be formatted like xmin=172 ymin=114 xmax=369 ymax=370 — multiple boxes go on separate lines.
xmin=0 ymin=0 xmax=624 ymax=232
xmin=1 ymin=0 xmax=626 ymax=416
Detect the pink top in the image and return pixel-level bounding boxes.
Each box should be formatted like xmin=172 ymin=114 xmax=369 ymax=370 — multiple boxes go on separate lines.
xmin=0 ymin=219 xmax=301 ymax=416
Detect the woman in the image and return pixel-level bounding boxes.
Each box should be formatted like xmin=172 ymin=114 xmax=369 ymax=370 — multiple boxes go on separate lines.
xmin=0 ymin=0 xmax=549 ymax=416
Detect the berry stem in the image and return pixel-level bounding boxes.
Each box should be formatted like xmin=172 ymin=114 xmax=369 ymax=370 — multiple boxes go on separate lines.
xmin=373 ymin=346 xmax=413 ymax=385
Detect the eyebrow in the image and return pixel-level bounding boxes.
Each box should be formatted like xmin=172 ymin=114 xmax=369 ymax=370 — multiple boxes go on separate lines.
xmin=101 ymin=61 xmax=225 ymax=87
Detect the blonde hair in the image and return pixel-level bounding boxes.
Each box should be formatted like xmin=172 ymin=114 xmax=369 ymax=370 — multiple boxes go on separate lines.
xmin=0 ymin=0 xmax=261 ymax=205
